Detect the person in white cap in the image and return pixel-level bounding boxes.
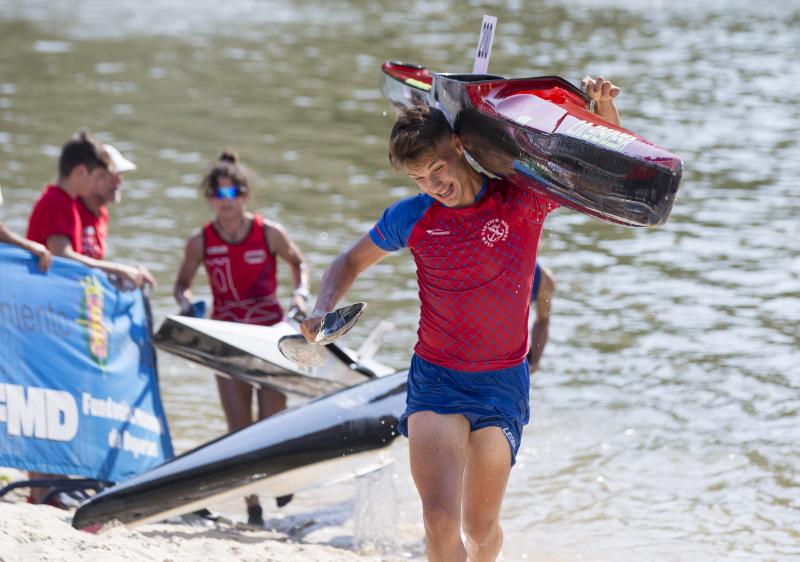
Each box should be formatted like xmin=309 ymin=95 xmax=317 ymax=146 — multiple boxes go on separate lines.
xmin=25 ymin=129 xmax=155 ymax=289
xmin=76 ymin=143 xmax=137 ymax=260
xmin=26 ymin=130 xmax=155 ymax=287
xmin=27 ymin=129 xmax=154 ymax=287
xmin=0 ymin=184 xmax=52 ymax=271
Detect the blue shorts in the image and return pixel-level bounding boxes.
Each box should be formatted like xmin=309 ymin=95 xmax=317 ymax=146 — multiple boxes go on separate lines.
xmin=397 ymin=354 xmax=531 ymax=466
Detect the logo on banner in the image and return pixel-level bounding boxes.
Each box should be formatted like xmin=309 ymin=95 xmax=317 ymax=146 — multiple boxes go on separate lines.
xmin=77 ymin=276 xmax=108 ymax=367
xmin=481 ymin=218 xmax=509 ymax=247
xmin=0 ymin=383 xmax=79 ymax=442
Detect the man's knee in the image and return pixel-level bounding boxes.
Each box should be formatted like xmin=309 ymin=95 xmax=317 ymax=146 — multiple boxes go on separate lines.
xmin=462 ymin=515 xmax=501 ymax=548
xmin=422 ymin=503 xmax=461 ymax=537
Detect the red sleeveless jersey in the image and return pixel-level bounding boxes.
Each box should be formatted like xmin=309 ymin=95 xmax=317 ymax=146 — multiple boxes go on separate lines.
xmin=202 ymin=214 xmax=283 ymax=325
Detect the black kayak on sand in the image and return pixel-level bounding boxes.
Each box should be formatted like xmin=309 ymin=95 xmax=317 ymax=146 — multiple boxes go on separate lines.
xmin=71 ymin=371 xmax=407 ymax=530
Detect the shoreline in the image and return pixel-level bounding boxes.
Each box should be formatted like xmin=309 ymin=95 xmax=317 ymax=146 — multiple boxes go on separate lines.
xmin=0 ymin=468 xmax=420 ymax=562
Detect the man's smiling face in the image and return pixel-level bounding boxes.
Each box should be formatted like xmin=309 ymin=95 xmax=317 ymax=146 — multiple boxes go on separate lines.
xmin=404 ymin=135 xmax=478 ymax=208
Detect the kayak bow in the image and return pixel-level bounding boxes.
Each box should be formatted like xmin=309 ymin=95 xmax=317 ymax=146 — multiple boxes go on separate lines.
xmin=380 ymin=61 xmax=683 ymax=227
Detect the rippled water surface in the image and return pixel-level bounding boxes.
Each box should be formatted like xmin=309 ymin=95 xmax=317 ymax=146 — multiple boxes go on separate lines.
xmin=1 ymin=1 xmax=798 ymax=560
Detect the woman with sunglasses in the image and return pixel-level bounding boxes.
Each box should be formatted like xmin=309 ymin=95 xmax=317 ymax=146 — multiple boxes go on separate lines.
xmin=173 ymin=150 xmax=309 ymax=526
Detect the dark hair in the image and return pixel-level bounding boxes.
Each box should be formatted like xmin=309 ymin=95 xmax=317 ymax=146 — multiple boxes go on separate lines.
xmin=200 ymin=149 xmax=251 ymax=197
xmin=58 ymin=129 xmax=111 ymax=179
xmin=388 ymin=105 xmax=453 ymax=169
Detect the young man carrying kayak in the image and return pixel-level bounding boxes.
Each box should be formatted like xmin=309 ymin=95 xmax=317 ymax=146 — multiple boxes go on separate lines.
xmin=301 ymin=78 xmax=619 ymax=561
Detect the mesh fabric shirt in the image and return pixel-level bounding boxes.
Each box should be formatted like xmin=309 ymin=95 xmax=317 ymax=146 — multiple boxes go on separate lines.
xmin=370 ymin=176 xmax=558 ymax=371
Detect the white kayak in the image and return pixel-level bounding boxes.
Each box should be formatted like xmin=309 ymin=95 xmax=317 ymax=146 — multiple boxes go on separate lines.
xmin=154 ymin=315 xmax=395 ymax=399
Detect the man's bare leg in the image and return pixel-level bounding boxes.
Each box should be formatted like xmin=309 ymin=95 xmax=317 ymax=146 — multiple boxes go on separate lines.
xmin=462 ymin=426 xmax=512 ymax=562
xmin=408 ymin=411 xmax=471 ymax=562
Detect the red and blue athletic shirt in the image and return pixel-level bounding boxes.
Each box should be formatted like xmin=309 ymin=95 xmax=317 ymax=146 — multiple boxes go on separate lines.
xmin=369 ymin=176 xmax=558 ymax=371
xmin=202 ymin=214 xmax=283 ymax=326
xmin=77 ymin=198 xmax=109 ymax=259
xmin=26 ymin=184 xmax=83 ymax=253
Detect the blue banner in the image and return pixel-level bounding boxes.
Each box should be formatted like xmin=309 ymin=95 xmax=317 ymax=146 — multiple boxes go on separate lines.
xmin=0 ymin=243 xmax=173 ymax=482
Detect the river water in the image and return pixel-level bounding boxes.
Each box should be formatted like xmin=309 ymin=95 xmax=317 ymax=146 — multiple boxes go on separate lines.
xmin=1 ymin=1 xmax=798 ymax=560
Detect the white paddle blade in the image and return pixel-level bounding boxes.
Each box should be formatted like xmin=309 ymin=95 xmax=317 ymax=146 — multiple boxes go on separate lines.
xmin=277 ymin=334 xmax=326 ymax=369
xmin=315 ymin=302 xmax=367 ymax=344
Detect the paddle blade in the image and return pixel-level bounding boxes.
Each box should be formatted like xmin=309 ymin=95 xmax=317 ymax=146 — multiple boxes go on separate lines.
xmin=316 ymin=302 xmax=367 ymax=344
xmin=277 ymin=334 xmax=326 ymax=369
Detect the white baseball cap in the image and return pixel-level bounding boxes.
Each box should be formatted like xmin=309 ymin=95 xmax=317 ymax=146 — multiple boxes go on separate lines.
xmin=103 ymin=144 xmax=137 ymax=173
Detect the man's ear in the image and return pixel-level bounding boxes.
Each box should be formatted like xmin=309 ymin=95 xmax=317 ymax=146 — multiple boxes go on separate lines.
xmin=451 ymin=133 xmax=465 ymax=155
xmin=70 ymin=163 xmax=88 ymax=181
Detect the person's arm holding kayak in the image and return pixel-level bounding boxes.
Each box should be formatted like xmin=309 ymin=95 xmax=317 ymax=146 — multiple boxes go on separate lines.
xmin=583 ymin=75 xmax=621 ymax=126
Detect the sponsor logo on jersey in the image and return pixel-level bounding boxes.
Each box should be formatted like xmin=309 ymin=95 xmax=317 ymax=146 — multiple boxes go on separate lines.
xmin=481 ymin=218 xmax=509 ymax=247
xmin=243 ymin=249 xmax=267 ymax=265
xmin=426 ymin=228 xmax=451 ymax=236
xmin=206 ymin=245 xmax=228 ymax=255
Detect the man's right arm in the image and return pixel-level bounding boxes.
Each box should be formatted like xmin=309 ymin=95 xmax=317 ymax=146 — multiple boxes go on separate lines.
xmin=300 ymin=233 xmax=390 ymax=341
xmin=46 ymin=234 xmax=155 ymax=289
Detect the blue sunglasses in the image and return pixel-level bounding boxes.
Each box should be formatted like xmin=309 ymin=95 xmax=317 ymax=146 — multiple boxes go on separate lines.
xmin=213 ymin=185 xmax=242 ymax=199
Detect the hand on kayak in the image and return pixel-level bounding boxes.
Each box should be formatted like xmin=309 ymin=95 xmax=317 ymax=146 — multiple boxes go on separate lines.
xmin=582 ymin=75 xmax=621 ymax=126
xmin=582 ymin=75 xmax=620 ymax=102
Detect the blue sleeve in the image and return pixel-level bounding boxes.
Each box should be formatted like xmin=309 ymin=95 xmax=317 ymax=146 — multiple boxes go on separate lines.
xmin=531 ymin=263 xmax=542 ymax=301
xmin=368 ymin=195 xmax=433 ymax=252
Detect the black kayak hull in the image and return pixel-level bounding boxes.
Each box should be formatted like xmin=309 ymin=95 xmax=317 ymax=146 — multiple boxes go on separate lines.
xmin=72 ymin=371 xmax=407 ymax=529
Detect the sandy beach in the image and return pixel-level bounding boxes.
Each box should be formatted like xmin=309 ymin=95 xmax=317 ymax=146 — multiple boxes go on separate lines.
xmin=0 ymin=469 xmax=420 ymax=562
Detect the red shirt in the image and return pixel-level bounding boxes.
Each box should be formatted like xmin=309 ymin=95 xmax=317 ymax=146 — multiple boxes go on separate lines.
xmin=77 ymin=198 xmax=109 ymax=259
xmin=203 ymin=214 xmax=283 ymax=325
xmin=27 ymin=185 xmax=82 ymax=253
xmin=370 ymin=177 xmax=558 ymax=371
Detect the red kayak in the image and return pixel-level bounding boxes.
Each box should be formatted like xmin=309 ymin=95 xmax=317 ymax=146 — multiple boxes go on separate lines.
xmin=380 ymin=61 xmax=683 ymax=228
